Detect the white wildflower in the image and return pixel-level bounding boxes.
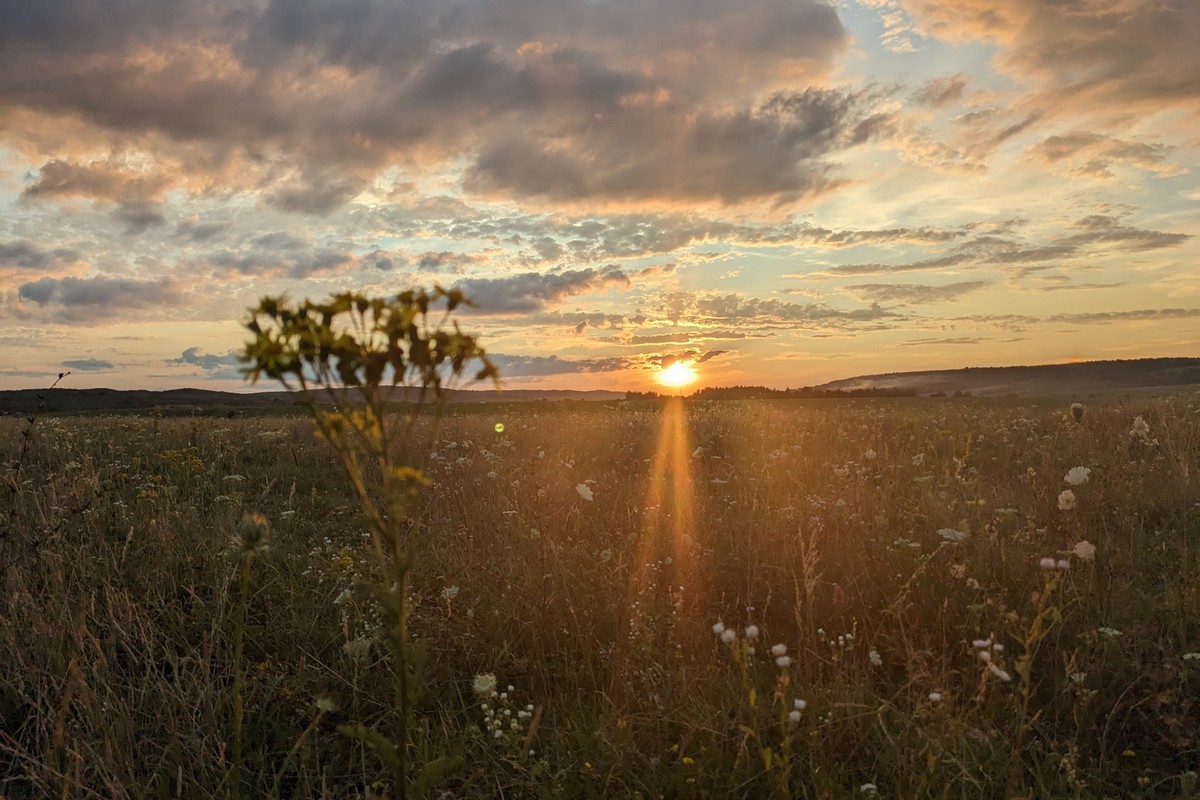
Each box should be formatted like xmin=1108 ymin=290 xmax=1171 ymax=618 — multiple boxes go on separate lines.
xmin=775 ymin=655 xmax=791 ymax=668
xmin=868 ymin=648 xmax=883 ymax=667
xmin=1039 ymin=557 xmax=1057 ymax=570
xmin=575 ymin=483 xmax=594 ymax=501
xmin=1064 ymin=466 xmax=1091 ymax=486
xmin=988 ymin=663 xmax=1012 ymax=682
xmin=1056 ymin=559 xmax=1071 ymax=571
xmin=771 ymin=643 xmax=788 ymax=657
xmin=1072 ymin=540 xmax=1096 ymax=561
xmin=794 ymin=699 xmax=807 ymax=711
xmin=712 ymin=621 xmax=726 ymax=635
xmin=1058 ymin=490 xmax=1077 ymax=511
xmin=788 ymin=710 xmax=802 ymax=723
xmin=744 ymin=625 xmax=760 ymax=640
xmin=720 ymin=628 xmax=737 ymax=644
xmin=928 ymin=691 xmax=943 ymax=703
xmin=473 ymin=673 xmax=498 ymax=695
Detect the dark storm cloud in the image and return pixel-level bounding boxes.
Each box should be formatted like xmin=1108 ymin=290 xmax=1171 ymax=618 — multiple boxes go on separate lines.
xmin=0 ymin=240 xmax=81 ymax=270
xmin=61 ymin=357 xmax=114 ymax=371
xmin=18 ymin=275 xmax=183 ymax=308
xmin=453 ymin=266 xmax=632 ymax=313
xmin=842 ymin=281 xmax=990 ymax=304
xmin=0 ymin=0 xmax=853 ymax=212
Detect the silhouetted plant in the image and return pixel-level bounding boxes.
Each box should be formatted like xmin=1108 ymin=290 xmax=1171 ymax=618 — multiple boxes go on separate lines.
xmin=241 ymin=288 xmax=497 ymax=798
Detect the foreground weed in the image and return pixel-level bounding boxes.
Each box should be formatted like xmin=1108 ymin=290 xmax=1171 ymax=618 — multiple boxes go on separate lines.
xmin=242 ymin=288 xmax=496 ymax=798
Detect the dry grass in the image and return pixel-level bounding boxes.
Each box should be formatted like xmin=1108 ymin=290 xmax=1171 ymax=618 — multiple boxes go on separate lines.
xmin=2 ymin=394 xmax=1198 ymax=798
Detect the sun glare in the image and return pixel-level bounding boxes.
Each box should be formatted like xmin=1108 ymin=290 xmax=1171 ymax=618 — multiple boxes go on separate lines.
xmin=657 ymin=361 xmax=698 ymax=388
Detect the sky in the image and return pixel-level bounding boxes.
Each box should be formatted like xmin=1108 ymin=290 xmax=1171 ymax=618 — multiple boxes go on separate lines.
xmin=1 ymin=0 xmax=1198 ymax=393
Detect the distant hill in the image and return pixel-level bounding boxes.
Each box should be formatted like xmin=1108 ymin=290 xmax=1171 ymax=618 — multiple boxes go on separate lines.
xmin=816 ymin=357 xmax=1200 ymax=397
xmin=0 ymin=386 xmax=624 ymax=414
xmin=3 ymin=357 xmax=1197 ymax=413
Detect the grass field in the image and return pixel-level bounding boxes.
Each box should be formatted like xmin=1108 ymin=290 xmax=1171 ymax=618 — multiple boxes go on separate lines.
xmin=2 ymin=395 xmax=1198 ymax=798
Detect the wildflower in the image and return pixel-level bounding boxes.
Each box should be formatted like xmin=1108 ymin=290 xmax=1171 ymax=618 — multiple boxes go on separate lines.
xmin=861 ymin=784 xmax=879 ymax=795
xmin=440 ymin=585 xmax=460 ymax=602
xmin=1058 ymin=490 xmax=1077 ymax=511
xmin=928 ymin=691 xmax=943 ymax=703
xmin=988 ymin=663 xmax=1012 ymax=682
xmin=972 ymin=638 xmax=992 ymax=649
xmin=744 ymin=625 xmax=760 ymax=640
xmin=868 ymin=648 xmax=883 ymax=667
xmin=1130 ymin=415 xmax=1156 ymax=445
xmin=788 ymin=710 xmax=802 ymax=723
xmin=712 ymin=621 xmax=726 ymax=635
xmin=771 ymin=643 xmax=788 ymax=657
xmin=864 ymin=448 xmax=877 ymax=460
xmin=794 ymin=699 xmax=807 ymax=711
xmin=938 ymin=528 xmax=966 ymax=542
xmin=1072 ymin=540 xmax=1096 ymax=561
xmin=775 ymin=655 xmax=791 ymax=667
xmin=575 ymin=483 xmax=594 ymax=501
xmin=1039 ymin=557 xmax=1057 ymax=570
xmin=315 ymin=696 xmax=338 ymax=713
xmin=720 ymin=628 xmax=737 ymax=644
xmin=1064 ymin=466 xmax=1091 ymax=486
xmin=1056 ymin=559 xmax=1070 ymax=571
xmin=473 ymin=673 xmax=498 ymax=695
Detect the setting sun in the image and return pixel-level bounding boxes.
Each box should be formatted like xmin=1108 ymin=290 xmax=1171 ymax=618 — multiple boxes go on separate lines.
xmin=657 ymin=361 xmax=698 ymax=388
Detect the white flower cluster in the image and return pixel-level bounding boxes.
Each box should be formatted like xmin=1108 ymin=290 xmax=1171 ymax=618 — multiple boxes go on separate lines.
xmin=1130 ymin=416 xmax=1157 ymax=446
xmin=1039 ymin=556 xmax=1071 ymax=571
xmin=972 ymin=637 xmax=1011 ymax=682
xmin=474 ymin=675 xmax=534 ymax=746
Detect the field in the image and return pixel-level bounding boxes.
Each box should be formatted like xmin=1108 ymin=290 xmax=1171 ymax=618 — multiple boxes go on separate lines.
xmin=2 ymin=395 xmax=1198 ymax=798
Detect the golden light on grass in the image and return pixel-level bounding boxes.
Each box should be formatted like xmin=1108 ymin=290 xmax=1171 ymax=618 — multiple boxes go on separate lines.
xmin=657 ymin=361 xmax=698 ymax=388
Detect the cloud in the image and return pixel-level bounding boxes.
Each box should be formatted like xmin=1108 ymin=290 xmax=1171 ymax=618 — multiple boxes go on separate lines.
xmin=490 ymin=353 xmax=630 ymax=377
xmin=0 ymin=0 xmax=853 ymax=212
xmin=1047 ymin=308 xmax=1200 ymax=325
xmin=61 ymin=357 xmax=114 ymax=371
xmin=0 ymin=240 xmax=82 ymax=271
xmin=910 ymin=73 xmax=970 ymax=107
xmin=901 ymin=0 xmax=1200 ymax=116
xmin=466 ymin=86 xmax=893 ymax=205
xmin=171 ymin=347 xmax=241 ymax=370
xmin=18 ymin=275 xmax=183 ymax=310
xmin=665 ymin=292 xmax=903 ymax=330
xmin=453 ymin=265 xmax=632 ymax=313
xmin=1031 ymin=132 xmax=1185 ymax=179
xmin=842 ymin=281 xmax=990 ymax=304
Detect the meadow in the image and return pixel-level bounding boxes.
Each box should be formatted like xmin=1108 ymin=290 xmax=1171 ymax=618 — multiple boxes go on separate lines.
xmin=2 ymin=394 xmax=1198 ymax=798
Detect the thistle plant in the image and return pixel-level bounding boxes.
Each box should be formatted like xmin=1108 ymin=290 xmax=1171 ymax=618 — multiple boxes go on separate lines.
xmin=241 ymin=288 xmax=497 ymax=798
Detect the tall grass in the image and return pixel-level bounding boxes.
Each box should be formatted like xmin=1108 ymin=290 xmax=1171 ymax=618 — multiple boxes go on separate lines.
xmin=1 ymin=394 xmax=1198 ymax=797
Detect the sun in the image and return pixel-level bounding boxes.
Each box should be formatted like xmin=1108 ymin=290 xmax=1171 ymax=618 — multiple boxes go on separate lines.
xmin=657 ymin=361 xmax=698 ymax=388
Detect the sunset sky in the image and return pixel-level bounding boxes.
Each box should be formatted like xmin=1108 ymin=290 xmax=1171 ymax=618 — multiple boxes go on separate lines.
xmin=1 ymin=0 xmax=1197 ymax=392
